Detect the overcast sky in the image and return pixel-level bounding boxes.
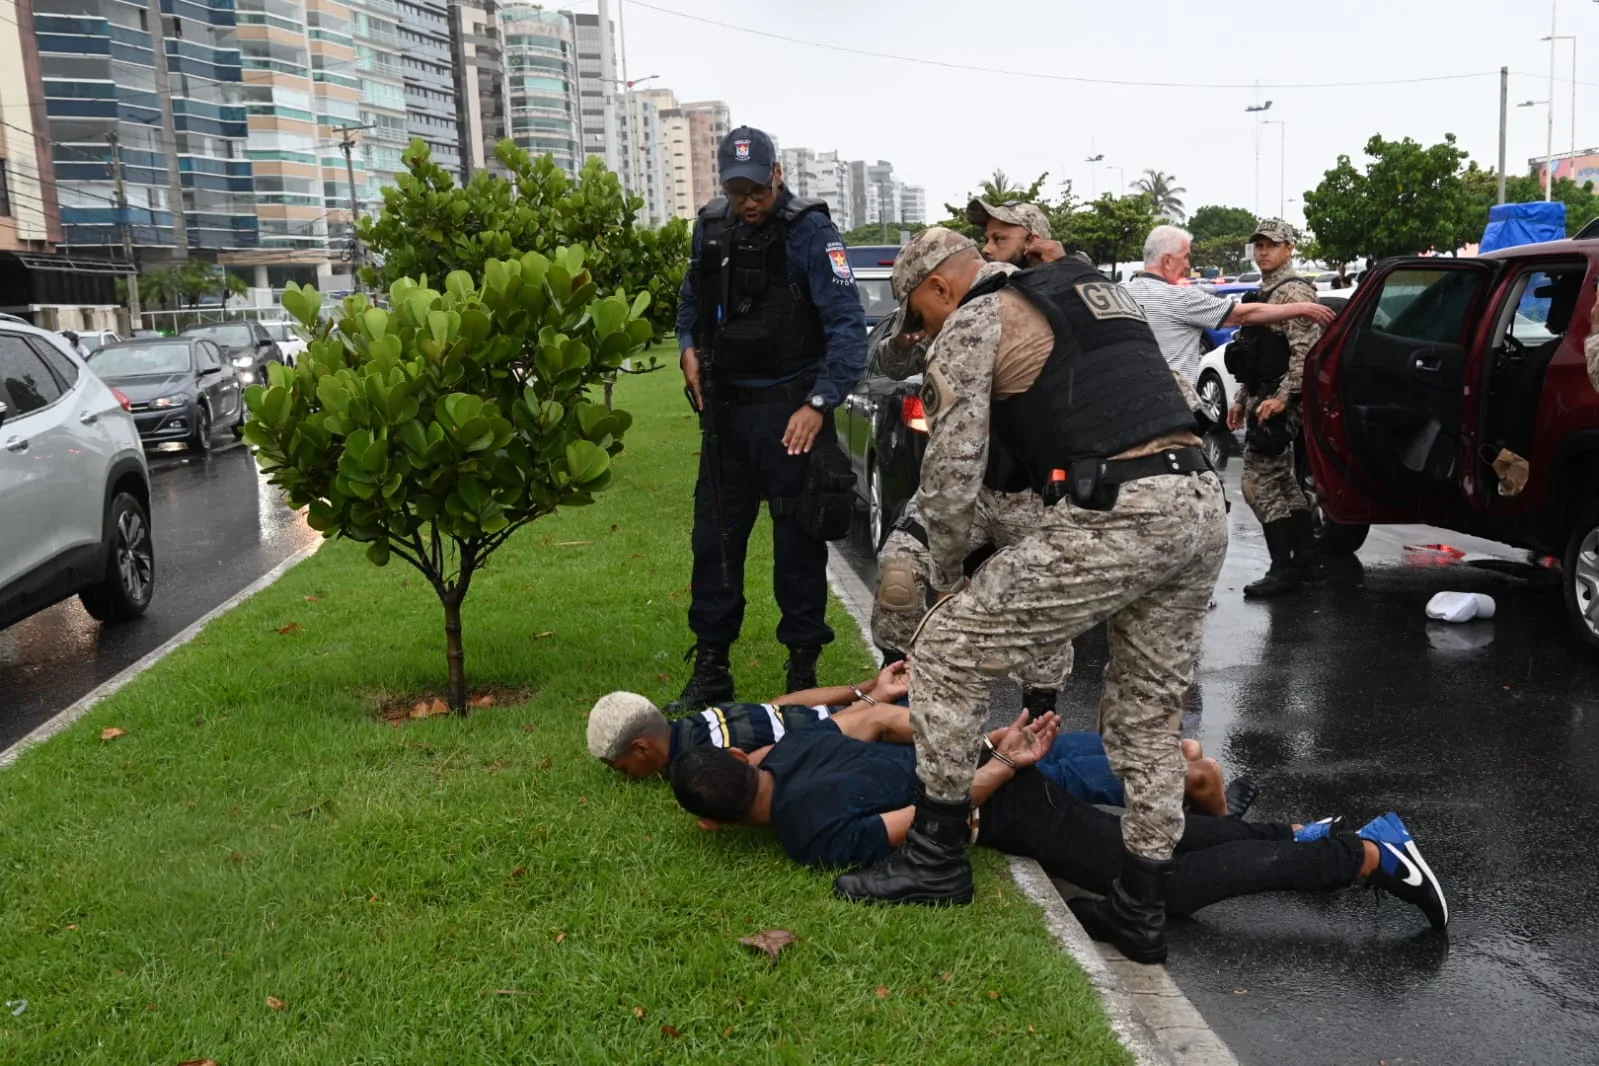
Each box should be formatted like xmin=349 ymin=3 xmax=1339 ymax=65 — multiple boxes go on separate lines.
xmin=573 ymin=0 xmax=1594 ymax=226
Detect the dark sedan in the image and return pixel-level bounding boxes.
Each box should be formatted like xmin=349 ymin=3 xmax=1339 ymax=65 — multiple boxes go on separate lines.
xmin=87 ymin=337 xmax=244 ymax=453
xmin=834 ymin=324 xmax=927 ymax=549
xmin=180 ymin=320 xmax=283 ymax=388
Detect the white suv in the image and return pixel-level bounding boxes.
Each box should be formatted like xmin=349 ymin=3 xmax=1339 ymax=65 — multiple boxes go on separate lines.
xmin=0 ymin=321 xmax=155 ymax=629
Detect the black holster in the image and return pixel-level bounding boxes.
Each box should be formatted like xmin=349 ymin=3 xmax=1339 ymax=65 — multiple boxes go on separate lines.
xmin=773 ymin=436 xmax=856 ymax=541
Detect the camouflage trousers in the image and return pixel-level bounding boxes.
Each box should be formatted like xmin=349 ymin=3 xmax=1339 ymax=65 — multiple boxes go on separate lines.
xmin=1241 ymin=396 xmax=1307 ymax=525
xmin=873 ymin=492 xmax=1073 ymax=690
xmin=911 ymin=472 xmax=1229 ymax=861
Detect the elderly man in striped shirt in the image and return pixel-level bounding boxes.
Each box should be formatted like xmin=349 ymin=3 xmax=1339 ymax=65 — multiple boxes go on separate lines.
xmin=1125 ymin=225 xmax=1333 ymax=386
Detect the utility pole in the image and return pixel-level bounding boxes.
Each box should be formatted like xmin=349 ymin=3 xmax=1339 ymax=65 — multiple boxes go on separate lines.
xmin=337 ymin=125 xmax=374 ymax=291
xmin=1497 ymin=66 xmax=1508 ymax=205
xmin=1545 ymin=0 xmax=1557 ymax=201
xmin=108 ymin=131 xmax=141 ymax=327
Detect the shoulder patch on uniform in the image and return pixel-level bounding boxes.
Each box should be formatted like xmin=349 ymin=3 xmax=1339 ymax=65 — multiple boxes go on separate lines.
xmin=920 ymin=363 xmax=954 ymax=421
xmin=1075 ymin=279 xmax=1147 ymax=321
xmin=825 ymin=241 xmax=854 ymax=282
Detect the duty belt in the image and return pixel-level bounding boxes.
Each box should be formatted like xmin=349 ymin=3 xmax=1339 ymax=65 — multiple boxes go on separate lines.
xmin=1096 ymin=446 xmax=1211 ymax=485
xmin=714 ymin=374 xmax=816 ymax=406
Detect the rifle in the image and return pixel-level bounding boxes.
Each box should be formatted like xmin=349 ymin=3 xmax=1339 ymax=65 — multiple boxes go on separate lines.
xmin=693 ymin=219 xmax=734 ymax=586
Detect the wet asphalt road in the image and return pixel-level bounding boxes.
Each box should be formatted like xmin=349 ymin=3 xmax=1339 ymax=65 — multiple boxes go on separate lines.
xmin=0 ymin=442 xmax=317 ymax=752
xmin=836 ymin=439 xmax=1599 ymax=1066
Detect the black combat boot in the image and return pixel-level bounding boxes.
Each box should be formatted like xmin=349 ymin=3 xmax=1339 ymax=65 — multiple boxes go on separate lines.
xmin=1067 ymin=849 xmax=1175 ymax=964
xmin=834 ymin=788 xmax=974 ymax=905
xmin=663 ymin=643 xmax=734 ymax=715
xmin=784 ymin=643 xmax=823 ymax=693
xmin=1022 ymin=685 xmax=1058 ymax=720
xmin=1243 ymin=519 xmax=1303 ymax=599
xmin=1287 ymin=509 xmax=1323 ymax=582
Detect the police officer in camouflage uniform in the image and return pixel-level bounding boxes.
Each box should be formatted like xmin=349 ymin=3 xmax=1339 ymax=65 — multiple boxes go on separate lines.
xmin=835 ymin=229 xmax=1229 ymax=966
xmin=1225 ymin=219 xmax=1325 ymax=598
xmin=870 ymin=200 xmax=1073 ymax=716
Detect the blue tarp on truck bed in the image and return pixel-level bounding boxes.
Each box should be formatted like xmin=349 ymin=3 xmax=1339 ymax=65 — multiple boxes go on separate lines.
xmin=1480 ymin=201 xmax=1567 ymax=252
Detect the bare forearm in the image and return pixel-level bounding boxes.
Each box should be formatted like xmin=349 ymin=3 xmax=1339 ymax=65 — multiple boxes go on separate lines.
xmin=772 ymin=677 xmax=878 ymax=707
xmin=969 ymin=759 xmax=1015 ymax=807
xmin=1229 ymin=301 xmax=1306 ymax=327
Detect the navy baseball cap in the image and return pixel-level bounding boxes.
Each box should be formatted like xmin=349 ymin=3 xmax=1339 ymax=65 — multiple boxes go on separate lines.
xmin=718 ymin=126 xmax=778 ymax=186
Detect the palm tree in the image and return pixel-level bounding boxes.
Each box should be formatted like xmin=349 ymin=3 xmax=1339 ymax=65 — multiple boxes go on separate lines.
xmin=979 ymin=169 xmax=1024 ymax=203
xmin=1131 ymin=170 xmax=1187 ymax=222
xmin=138 ymin=267 xmax=177 ymax=311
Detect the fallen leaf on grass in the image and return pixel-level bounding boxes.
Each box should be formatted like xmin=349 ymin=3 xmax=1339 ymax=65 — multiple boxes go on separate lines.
xmin=633 ymin=1006 xmax=646 ymax=1019
xmin=291 ymin=798 xmax=331 ymax=818
xmin=66 ymin=924 xmax=78 ymax=931
xmin=276 ymin=622 xmax=303 ymax=636
xmin=522 ymin=723 xmax=535 ymax=734
xmin=269 ymin=824 xmax=282 ymax=831
xmin=874 ymin=986 xmax=889 ymax=999
xmin=552 ymin=540 xmax=592 ymax=548
xmin=988 ymin=990 xmax=1001 ymax=1000
xmin=657 ymin=673 xmax=672 ymax=684
xmin=266 ymin=996 xmax=286 ymax=1010
xmin=537 ymin=757 xmax=552 ymax=771
xmin=578 ymin=796 xmax=588 ymax=806
xmin=510 ymin=866 xmax=527 ymax=878
xmin=533 ymin=631 xmax=555 ymax=640
xmin=940 ymin=972 xmax=952 ymax=982
xmin=722 ymin=1026 xmax=735 ymax=1038
xmin=660 ymin=1026 xmax=681 ymax=1039
xmin=178 ymin=1059 xmax=220 ymax=1066
xmin=555 ymin=932 xmax=566 ymax=943
xmin=303 ymin=595 xmax=319 ymax=603
xmin=100 ymin=727 xmax=126 ymax=741
xmin=469 ymin=694 xmax=497 ymax=708
xmin=738 ymin=929 xmax=797 ymax=962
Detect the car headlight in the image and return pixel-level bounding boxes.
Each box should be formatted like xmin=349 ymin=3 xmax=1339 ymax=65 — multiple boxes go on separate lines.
xmin=233 ymin=355 xmax=254 ymax=368
xmin=237 ymin=369 xmax=256 ymax=384
xmin=150 ymin=394 xmax=189 ymax=409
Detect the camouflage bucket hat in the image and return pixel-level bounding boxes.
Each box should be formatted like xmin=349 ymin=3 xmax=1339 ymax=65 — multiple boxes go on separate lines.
xmin=1250 ymin=217 xmax=1299 ymax=244
xmin=966 ymin=198 xmax=1053 ymax=239
xmin=890 ymin=227 xmax=979 ymax=330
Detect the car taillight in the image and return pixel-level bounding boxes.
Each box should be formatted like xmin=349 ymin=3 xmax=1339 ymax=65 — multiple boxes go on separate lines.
xmin=902 ymin=394 xmax=928 ymax=433
xmin=877 ymin=259 xmax=897 ymax=266
xmin=112 ymin=388 xmax=132 ymax=412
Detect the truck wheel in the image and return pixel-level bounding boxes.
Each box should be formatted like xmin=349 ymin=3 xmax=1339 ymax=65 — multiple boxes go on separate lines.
xmin=1562 ymin=499 xmax=1599 ymax=654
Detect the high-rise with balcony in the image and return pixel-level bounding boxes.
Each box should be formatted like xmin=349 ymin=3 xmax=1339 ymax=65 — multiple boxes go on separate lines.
xmin=35 ymin=0 xmax=259 ymax=257
xmin=449 ymin=0 xmax=510 ymax=178
xmin=563 ymin=9 xmax=617 ymax=175
xmin=230 ymin=0 xmax=366 ymax=286
xmin=500 ymin=4 xmax=578 ymax=176
xmin=397 ymin=0 xmax=460 ymax=179
xmin=683 ymin=100 xmax=729 ymax=211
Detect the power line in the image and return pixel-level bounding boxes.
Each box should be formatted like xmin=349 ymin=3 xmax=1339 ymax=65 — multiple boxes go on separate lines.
xmin=627 ymin=0 xmax=1501 ymax=91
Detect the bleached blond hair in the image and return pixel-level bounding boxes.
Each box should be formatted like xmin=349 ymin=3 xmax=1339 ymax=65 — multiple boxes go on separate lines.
xmin=586 ymin=691 xmax=668 ymax=761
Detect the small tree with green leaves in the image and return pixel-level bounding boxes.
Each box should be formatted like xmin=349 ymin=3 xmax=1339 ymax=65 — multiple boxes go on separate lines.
xmin=245 ymin=247 xmax=652 ymax=713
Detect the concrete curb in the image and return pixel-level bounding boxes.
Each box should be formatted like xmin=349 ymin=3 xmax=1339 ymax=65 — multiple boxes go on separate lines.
xmin=824 ymin=545 xmax=1239 ymax=1066
xmin=0 ymin=539 xmax=324 ymax=770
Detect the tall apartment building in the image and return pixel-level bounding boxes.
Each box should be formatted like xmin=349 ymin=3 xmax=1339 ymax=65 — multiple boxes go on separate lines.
xmin=0 ymin=5 xmax=62 ymax=254
xmin=622 ymin=91 xmax=666 ymax=223
xmin=449 ymin=0 xmax=510 ymax=178
xmin=899 ymin=185 xmax=926 ymax=225
xmin=779 ymin=147 xmax=852 ymax=231
xmin=501 ymin=4 xmax=579 ymax=175
xmin=564 ymin=9 xmax=618 ymax=174
xmin=642 ymin=88 xmax=693 ymax=220
xmin=683 ymin=100 xmax=729 ymax=211
xmin=36 ymin=0 xmax=258 ymax=257
xmin=397 ymin=0 xmax=461 ymax=179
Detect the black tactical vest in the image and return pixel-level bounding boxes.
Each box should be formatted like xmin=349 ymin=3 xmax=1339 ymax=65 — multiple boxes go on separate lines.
xmin=964 ymin=260 xmax=1196 ymax=495
xmin=693 ymin=194 xmax=829 ymax=380
xmin=1223 ymin=276 xmax=1312 ymax=386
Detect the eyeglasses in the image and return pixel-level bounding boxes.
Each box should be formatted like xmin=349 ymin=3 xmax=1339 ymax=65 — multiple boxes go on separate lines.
xmin=724 ymin=181 xmax=776 ymax=205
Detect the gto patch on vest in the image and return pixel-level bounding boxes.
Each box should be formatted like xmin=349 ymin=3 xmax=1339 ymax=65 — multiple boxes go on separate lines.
xmin=1075 ymin=280 xmax=1146 ymax=322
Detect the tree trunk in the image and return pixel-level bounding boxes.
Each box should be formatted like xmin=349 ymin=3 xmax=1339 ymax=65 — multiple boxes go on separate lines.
xmin=443 ymin=593 xmax=468 ymax=715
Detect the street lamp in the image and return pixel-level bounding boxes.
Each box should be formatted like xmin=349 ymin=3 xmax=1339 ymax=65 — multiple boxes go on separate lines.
xmin=1519 ymin=98 xmax=1552 ymax=197
xmin=1245 ymin=100 xmax=1273 ymax=215
xmin=1262 ymin=119 xmax=1286 ymax=218
xmin=1542 ymin=28 xmax=1577 ymax=194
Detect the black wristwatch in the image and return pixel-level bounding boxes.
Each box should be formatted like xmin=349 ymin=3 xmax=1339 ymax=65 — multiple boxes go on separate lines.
xmin=807 ymin=394 xmax=828 ymax=413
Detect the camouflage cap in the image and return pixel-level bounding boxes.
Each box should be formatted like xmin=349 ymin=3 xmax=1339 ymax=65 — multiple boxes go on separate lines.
xmin=966 ymin=198 xmax=1054 ymax=239
xmin=1249 ymin=217 xmax=1299 ymax=245
xmin=891 ymin=227 xmax=980 ymax=305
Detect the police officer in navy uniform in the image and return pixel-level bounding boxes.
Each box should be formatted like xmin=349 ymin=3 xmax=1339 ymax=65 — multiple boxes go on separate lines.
xmin=669 ymin=126 xmax=867 ymax=713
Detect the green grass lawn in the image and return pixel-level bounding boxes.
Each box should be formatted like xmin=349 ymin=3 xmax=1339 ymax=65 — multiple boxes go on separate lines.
xmin=0 ymin=369 xmax=1130 ymax=1065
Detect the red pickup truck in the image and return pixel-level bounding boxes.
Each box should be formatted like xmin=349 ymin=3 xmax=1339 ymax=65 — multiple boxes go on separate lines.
xmin=1301 ymin=238 xmax=1599 ymax=652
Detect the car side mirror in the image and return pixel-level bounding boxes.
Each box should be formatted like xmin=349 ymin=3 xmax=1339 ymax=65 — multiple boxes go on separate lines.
xmin=201 ymin=365 xmax=222 ymax=376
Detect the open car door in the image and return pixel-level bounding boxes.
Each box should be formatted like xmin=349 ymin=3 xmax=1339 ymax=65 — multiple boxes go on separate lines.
xmin=1303 ymin=258 xmax=1499 ymax=526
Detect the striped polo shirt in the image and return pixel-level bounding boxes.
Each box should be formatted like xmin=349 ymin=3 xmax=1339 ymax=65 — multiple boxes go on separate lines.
xmin=1123 ymin=273 xmax=1236 ymax=383
xmin=667 ymin=703 xmax=833 ymax=766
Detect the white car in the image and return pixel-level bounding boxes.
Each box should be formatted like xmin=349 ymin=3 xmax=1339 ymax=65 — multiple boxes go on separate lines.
xmin=259 ymin=320 xmax=308 ymax=365
xmin=0 ymin=320 xmax=155 ymax=630
xmin=1194 ymin=289 xmax=1357 ymax=426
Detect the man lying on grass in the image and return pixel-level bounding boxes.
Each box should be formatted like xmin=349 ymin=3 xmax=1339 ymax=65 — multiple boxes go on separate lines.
xmin=667 ymin=703 xmax=1449 ymax=946
xmin=587 ymin=661 xmax=1252 ymax=816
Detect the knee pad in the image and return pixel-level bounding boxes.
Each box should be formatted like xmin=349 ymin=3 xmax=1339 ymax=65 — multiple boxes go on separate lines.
xmin=876 ymin=559 xmax=921 ymax=612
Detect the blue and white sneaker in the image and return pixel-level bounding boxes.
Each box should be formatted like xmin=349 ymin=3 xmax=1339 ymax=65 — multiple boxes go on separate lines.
xmin=1357 ymin=812 xmax=1449 ymax=931
xmin=1293 ymin=815 xmax=1344 ymax=843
